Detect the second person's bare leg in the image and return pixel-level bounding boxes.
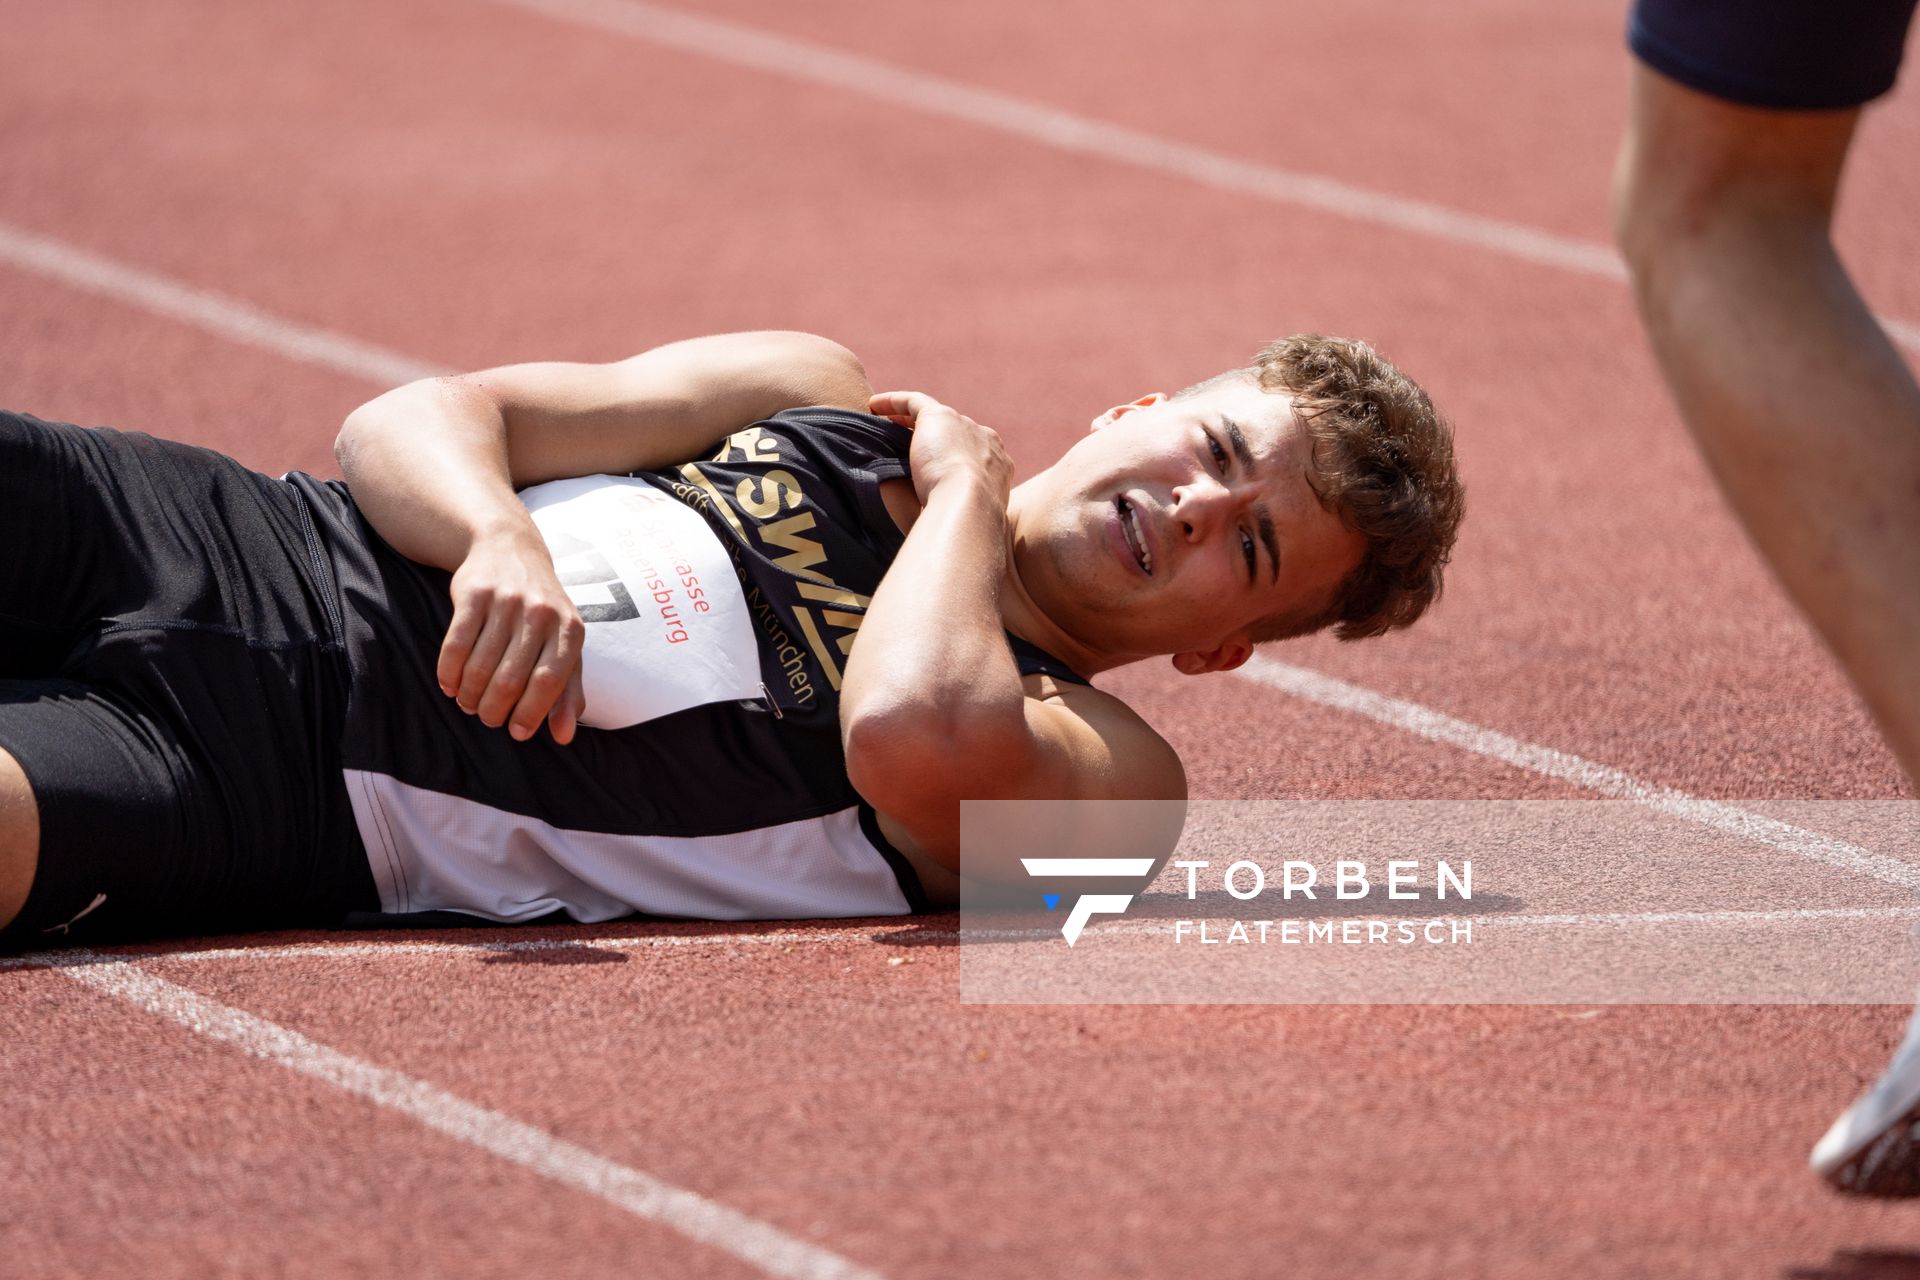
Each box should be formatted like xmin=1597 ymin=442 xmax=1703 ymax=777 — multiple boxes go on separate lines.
xmin=1613 ymin=65 xmax=1920 ymax=785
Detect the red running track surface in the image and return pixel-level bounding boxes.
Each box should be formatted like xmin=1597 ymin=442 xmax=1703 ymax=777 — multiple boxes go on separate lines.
xmin=3 ymin=0 xmax=1919 ymax=1275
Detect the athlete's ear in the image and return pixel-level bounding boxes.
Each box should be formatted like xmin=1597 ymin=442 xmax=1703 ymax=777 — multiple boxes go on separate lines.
xmin=1170 ymin=634 xmax=1253 ymax=677
xmin=1090 ymin=393 xmax=1167 ymax=432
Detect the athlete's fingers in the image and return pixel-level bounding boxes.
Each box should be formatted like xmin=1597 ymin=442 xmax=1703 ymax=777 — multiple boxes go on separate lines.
xmin=476 ymin=611 xmax=552 ymax=728
xmin=454 ymin=599 xmax=520 ymax=714
xmin=545 ymin=661 xmax=588 ymax=747
xmin=867 ymin=391 xmax=943 ymax=425
xmin=550 ymin=618 xmax=589 ymax=744
xmin=569 ymin=665 xmax=587 ymax=731
xmin=509 ymin=612 xmax=584 ymax=742
xmin=437 ymin=585 xmax=493 ymax=697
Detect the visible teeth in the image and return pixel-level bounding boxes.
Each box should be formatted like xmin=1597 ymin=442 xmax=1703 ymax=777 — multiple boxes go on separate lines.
xmin=1121 ymin=499 xmax=1151 ymax=575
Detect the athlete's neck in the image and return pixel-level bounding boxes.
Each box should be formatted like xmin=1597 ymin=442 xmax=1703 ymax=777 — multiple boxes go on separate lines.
xmin=882 ymin=474 xmax=1130 ymax=678
xmin=998 ymin=483 xmax=1135 ymax=679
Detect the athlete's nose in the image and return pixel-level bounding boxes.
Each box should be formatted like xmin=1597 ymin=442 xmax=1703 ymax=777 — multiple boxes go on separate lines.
xmin=1171 ymin=474 xmax=1242 ymax=542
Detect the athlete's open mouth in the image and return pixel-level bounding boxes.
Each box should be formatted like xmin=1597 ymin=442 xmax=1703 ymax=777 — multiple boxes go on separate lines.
xmin=1116 ymin=495 xmax=1153 ymax=577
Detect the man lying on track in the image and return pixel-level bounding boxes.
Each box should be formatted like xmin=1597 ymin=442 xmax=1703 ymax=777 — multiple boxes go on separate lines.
xmin=0 ymin=330 xmax=1460 ymax=948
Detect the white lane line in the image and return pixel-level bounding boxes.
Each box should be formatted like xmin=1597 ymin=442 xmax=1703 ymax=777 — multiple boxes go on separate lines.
xmin=8 ymin=902 xmax=1917 ymax=970
xmin=980 ymin=905 xmax=1920 ymax=941
xmin=1471 ymin=905 xmax=1920 ymax=929
xmin=1137 ymin=904 xmax=1920 ymax=932
xmin=1242 ymin=657 xmax=1920 ymax=891
xmin=47 ymin=955 xmax=887 ymax=1280
xmin=0 ymin=222 xmax=443 ymax=387
xmin=0 ymin=929 xmax=843 ymax=970
xmin=482 ymin=0 xmax=1920 ymax=356
xmin=7 ymin=16 xmax=1918 ymax=364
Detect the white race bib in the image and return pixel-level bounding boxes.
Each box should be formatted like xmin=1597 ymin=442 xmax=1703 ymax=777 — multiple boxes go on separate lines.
xmin=520 ymin=476 xmax=761 ymax=729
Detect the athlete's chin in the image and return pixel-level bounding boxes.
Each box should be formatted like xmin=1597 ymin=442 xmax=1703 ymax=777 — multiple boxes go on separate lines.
xmin=1035 ymin=543 xmax=1137 ymax=598
xmin=1062 ymin=598 xmax=1164 ymax=650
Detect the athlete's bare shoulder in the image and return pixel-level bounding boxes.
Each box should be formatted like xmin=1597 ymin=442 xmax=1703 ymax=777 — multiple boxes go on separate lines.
xmin=883 ymin=675 xmax=1183 ymax=909
xmin=1021 ymin=673 xmax=1187 ymax=802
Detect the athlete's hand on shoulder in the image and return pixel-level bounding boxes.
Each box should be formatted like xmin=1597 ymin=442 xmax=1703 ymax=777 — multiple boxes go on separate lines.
xmin=440 ymin=524 xmax=589 ymax=745
xmin=868 ymin=392 xmax=1012 ymax=507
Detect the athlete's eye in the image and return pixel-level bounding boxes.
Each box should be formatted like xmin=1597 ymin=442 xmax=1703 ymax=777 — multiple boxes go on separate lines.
xmin=1206 ymin=433 xmax=1228 ymax=473
xmin=1241 ymin=529 xmax=1257 ymax=580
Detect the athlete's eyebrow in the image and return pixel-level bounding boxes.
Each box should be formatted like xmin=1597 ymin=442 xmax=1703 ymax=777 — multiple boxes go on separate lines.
xmin=1223 ymin=417 xmax=1256 ymax=473
xmin=1257 ymin=509 xmax=1279 ymax=586
xmin=1224 ymin=417 xmax=1280 ymax=586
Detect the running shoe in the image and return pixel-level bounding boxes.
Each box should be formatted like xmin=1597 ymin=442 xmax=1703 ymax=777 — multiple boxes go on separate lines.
xmin=1813 ymin=1002 xmax=1920 ymax=1196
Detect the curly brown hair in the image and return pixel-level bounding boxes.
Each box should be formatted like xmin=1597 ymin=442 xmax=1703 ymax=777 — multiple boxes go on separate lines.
xmin=1184 ymin=335 xmax=1463 ymax=642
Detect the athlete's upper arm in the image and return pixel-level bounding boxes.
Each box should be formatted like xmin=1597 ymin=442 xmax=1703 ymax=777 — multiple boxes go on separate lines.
xmin=438 ymin=331 xmax=872 ymax=485
xmin=861 ymin=686 xmax=1187 ymax=878
xmin=1018 ymin=689 xmax=1188 ymax=807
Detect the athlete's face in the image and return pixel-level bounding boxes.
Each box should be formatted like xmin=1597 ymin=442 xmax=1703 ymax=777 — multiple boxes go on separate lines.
xmin=1009 ymin=378 xmax=1365 ymax=673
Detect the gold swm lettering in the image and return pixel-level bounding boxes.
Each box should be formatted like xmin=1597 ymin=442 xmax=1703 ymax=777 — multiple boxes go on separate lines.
xmin=791 ymin=603 xmax=867 ymax=677
xmin=676 ymin=463 xmax=746 ymax=537
xmin=735 ymin=468 xmax=803 ymax=520
xmin=794 ymin=580 xmax=872 ymax=609
xmin=711 ymin=425 xmax=782 ymax=464
xmin=686 ymin=431 xmax=885 ymax=691
xmin=791 ymin=607 xmax=845 ymax=691
xmin=821 ymin=609 xmax=865 ymax=656
xmin=759 ymin=512 xmax=830 ymax=583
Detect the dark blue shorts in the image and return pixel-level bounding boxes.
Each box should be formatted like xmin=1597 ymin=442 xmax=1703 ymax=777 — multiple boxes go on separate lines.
xmin=0 ymin=412 xmax=377 ymax=950
xmin=1630 ymin=0 xmax=1918 ymax=110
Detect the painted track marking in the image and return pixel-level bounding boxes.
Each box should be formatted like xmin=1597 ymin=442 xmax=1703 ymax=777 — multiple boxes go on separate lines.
xmin=484 ymin=0 xmax=1920 ymax=355
xmin=1242 ymin=657 xmax=1920 ymax=891
xmin=45 ymin=954 xmax=887 ymax=1280
xmin=8 ymin=902 xmax=1919 ymax=973
xmin=0 ymin=222 xmax=442 ymax=386
xmin=1057 ymin=904 xmax=1920 ymax=937
xmin=0 ymin=930 xmax=838 ymax=971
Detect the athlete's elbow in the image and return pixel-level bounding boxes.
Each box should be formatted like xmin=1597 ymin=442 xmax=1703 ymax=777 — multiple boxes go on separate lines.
xmin=842 ymin=709 xmax=938 ymax=801
xmin=334 ymin=395 xmax=402 ymax=477
xmin=842 ymin=707 xmax=1027 ymax=812
xmin=336 ymin=396 xmax=381 ymax=466
xmin=338 ymin=378 xmax=445 ymax=455
xmin=768 ymin=332 xmax=871 ymax=411
xmin=339 ymin=377 xmax=501 ymax=469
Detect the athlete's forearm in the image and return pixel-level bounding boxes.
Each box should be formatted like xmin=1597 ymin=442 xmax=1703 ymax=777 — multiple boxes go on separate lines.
xmin=841 ymin=475 xmax=1026 ymax=753
xmin=336 ymin=376 xmax=533 ymax=571
xmin=336 ymin=332 xmax=876 ymax=572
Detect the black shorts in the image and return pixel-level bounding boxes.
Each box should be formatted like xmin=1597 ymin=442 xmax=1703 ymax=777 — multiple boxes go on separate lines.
xmin=1630 ymin=0 xmax=1919 ymax=110
xmin=0 ymin=411 xmax=377 ymax=950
